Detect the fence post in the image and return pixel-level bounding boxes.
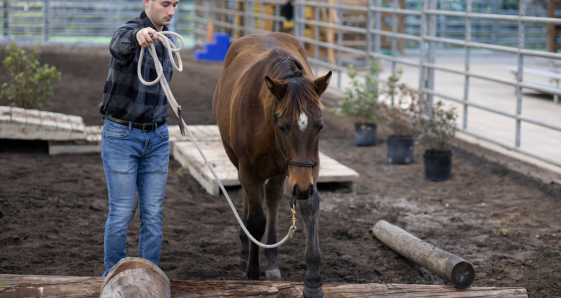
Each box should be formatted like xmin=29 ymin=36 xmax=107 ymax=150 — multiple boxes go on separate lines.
xmin=314 ymin=0 xmax=320 ymax=75
xmin=44 ymin=0 xmax=50 ymax=41
xmin=259 ymin=0 xmax=264 ymax=32
xmin=209 ymin=0 xmax=216 ymax=33
xmin=3 ymin=0 xmax=8 ymax=37
xmin=366 ymin=0 xmax=372 ymax=77
xmin=246 ymin=0 xmax=254 ymax=35
xmin=274 ymin=0 xmax=280 ymax=32
xmin=391 ymin=0 xmax=398 ymax=105
xmin=492 ymin=0 xmax=498 ymax=45
xmin=336 ymin=0 xmax=343 ymax=89
xmin=418 ymin=0 xmax=427 ymax=102
xmin=426 ymin=0 xmax=437 ymax=107
xmin=463 ymin=0 xmax=471 ymax=130
xmin=293 ymin=0 xmax=299 ymax=39
xmin=515 ymin=0 xmax=525 ymax=148
xmin=374 ymin=0 xmax=381 ymax=97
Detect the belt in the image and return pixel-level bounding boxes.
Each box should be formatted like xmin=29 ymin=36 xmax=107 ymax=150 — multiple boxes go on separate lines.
xmin=105 ymin=116 xmax=165 ymax=132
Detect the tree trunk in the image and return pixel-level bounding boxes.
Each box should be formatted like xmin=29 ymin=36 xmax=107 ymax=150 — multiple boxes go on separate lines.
xmin=372 ymin=220 xmax=475 ymax=289
xmin=0 ymin=276 xmax=527 ymax=297
xmin=100 ymin=257 xmax=171 ymax=298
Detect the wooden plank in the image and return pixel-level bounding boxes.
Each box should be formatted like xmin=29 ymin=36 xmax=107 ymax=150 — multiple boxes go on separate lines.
xmin=48 ymin=126 xmax=102 ymax=155
xmin=171 ymin=126 xmax=360 ymax=196
xmin=172 ymin=145 xmax=359 ymax=196
xmin=49 ymin=143 xmax=101 ymax=155
xmin=85 ymin=126 xmax=103 ymax=142
xmin=39 ymin=110 xmax=59 ymax=139
xmin=0 ymin=106 xmax=10 ymax=123
xmin=0 ymin=107 xmax=11 ymax=138
xmin=0 ymin=107 xmax=86 ymax=141
xmin=168 ymin=125 xmax=222 ymax=143
xmin=0 ymin=274 xmax=528 ymax=298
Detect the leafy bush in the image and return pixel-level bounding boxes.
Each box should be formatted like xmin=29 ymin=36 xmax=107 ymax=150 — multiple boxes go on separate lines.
xmin=414 ymin=99 xmax=458 ymax=152
xmin=378 ymin=67 xmax=419 ymax=137
xmin=0 ymin=41 xmax=61 ymax=109
xmin=331 ymin=60 xmax=383 ymax=124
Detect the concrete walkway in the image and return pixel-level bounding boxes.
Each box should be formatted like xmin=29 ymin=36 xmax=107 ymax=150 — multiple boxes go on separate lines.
xmin=315 ymin=53 xmax=561 ymax=174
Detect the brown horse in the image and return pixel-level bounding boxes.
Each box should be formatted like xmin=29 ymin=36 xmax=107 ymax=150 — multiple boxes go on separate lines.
xmin=212 ymin=32 xmax=331 ymax=298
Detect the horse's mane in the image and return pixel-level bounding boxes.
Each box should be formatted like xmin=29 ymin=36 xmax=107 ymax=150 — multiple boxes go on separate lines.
xmin=264 ymin=54 xmax=324 ymax=120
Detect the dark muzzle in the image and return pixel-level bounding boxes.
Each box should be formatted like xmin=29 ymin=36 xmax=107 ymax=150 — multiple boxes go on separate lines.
xmin=293 ymin=183 xmax=314 ymax=200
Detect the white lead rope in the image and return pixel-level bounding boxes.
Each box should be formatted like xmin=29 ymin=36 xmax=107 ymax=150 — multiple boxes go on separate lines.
xmin=138 ymin=31 xmax=296 ymax=249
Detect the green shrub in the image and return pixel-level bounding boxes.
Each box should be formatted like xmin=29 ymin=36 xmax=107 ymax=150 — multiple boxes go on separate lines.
xmin=378 ymin=67 xmax=419 ymax=137
xmin=0 ymin=41 xmax=61 ymax=109
xmin=331 ymin=60 xmax=383 ymax=124
xmin=413 ymin=99 xmax=458 ymax=152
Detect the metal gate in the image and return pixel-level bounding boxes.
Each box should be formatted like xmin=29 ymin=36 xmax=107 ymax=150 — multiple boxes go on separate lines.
xmin=195 ymin=0 xmax=561 ymax=167
xmin=0 ymin=0 xmax=195 ymax=44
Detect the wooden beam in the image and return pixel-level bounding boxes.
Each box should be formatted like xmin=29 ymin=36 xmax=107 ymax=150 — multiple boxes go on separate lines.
xmin=372 ymin=220 xmax=475 ymax=289
xmin=0 ymin=274 xmax=528 ymax=297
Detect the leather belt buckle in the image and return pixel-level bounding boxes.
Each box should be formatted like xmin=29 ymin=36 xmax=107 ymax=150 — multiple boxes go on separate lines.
xmin=142 ymin=123 xmax=154 ymax=132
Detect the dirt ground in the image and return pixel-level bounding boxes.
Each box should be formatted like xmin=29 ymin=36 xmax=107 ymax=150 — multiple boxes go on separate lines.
xmin=1 ymin=45 xmax=560 ymax=298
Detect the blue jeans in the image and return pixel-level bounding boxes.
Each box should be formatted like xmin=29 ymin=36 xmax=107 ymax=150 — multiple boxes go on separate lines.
xmin=101 ymin=118 xmax=169 ymax=277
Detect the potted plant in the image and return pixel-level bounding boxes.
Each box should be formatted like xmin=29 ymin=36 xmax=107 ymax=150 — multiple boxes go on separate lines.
xmin=331 ymin=61 xmax=383 ymax=146
xmin=379 ymin=68 xmax=418 ymax=164
xmin=414 ymin=99 xmax=458 ymax=181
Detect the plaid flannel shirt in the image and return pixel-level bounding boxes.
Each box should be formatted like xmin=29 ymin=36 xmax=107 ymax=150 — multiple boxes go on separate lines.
xmin=98 ymin=11 xmax=173 ymax=124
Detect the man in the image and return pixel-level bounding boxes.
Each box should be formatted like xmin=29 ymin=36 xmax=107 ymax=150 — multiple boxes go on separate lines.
xmin=98 ymin=0 xmax=179 ymax=277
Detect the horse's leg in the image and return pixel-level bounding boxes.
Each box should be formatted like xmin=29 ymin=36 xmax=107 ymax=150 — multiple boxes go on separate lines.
xmin=263 ymin=175 xmax=285 ymax=280
xmin=239 ymin=195 xmax=249 ymax=266
xmin=239 ymin=164 xmax=266 ymax=280
xmin=298 ymin=186 xmax=323 ymax=298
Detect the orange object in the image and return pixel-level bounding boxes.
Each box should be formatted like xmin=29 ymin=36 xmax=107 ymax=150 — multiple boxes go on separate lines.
xmin=206 ymin=19 xmax=214 ymax=43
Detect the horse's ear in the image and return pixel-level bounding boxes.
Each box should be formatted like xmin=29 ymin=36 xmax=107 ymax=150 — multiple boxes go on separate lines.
xmin=264 ymin=76 xmax=288 ymax=99
xmin=314 ymin=71 xmax=332 ymax=96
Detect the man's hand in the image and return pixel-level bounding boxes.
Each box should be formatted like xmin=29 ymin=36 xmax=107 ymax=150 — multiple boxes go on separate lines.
xmin=136 ymin=27 xmax=159 ymax=47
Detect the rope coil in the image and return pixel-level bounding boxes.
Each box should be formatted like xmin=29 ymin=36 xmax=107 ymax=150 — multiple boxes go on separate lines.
xmin=138 ymin=31 xmax=296 ymax=249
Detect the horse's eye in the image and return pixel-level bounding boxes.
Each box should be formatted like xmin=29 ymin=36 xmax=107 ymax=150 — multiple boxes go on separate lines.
xmin=318 ymin=124 xmax=324 ymax=131
xmin=279 ymin=125 xmax=286 ymax=133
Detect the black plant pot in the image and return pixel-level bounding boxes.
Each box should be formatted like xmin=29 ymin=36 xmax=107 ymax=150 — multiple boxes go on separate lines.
xmin=354 ymin=123 xmax=377 ymax=146
xmin=423 ymin=150 xmax=452 ymax=181
xmin=386 ymin=135 xmax=414 ymax=164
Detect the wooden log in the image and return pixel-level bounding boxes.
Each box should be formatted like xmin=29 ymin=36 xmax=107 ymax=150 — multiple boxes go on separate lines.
xmin=0 ymin=275 xmax=528 ymax=297
xmin=100 ymin=257 xmax=171 ymax=298
xmin=372 ymin=220 xmax=475 ymax=289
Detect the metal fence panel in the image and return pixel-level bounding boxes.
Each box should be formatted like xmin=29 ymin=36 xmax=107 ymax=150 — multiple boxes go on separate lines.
xmin=194 ymin=0 xmax=561 ymax=167
xmin=0 ymin=0 xmax=195 ymax=44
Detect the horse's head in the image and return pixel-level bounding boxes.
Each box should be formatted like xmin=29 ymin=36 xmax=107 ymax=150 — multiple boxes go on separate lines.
xmin=264 ymin=66 xmax=332 ymax=200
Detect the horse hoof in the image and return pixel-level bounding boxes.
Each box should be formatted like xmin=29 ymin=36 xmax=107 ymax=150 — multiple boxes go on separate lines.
xmin=239 ymin=257 xmax=248 ymax=269
xmin=265 ymin=269 xmax=281 ymax=280
xmin=303 ymin=286 xmax=324 ymax=298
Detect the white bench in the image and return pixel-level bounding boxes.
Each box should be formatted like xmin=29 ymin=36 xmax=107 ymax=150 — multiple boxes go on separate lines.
xmin=504 ymin=66 xmax=561 ymax=104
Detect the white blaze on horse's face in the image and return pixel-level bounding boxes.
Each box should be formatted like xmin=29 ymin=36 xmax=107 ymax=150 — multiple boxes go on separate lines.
xmin=298 ymin=112 xmax=308 ymax=132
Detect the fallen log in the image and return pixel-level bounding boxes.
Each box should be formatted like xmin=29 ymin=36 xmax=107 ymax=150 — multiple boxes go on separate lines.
xmin=372 ymin=220 xmax=475 ymax=289
xmin=0 ymin=275 xmax=527 ymax=297
xmin=100 ymin=257 xmax=171 ymax=298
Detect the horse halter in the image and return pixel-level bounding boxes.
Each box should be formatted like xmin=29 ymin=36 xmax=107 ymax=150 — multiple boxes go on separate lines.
xmin=273 ymin=113 xmax=319 ymax=168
